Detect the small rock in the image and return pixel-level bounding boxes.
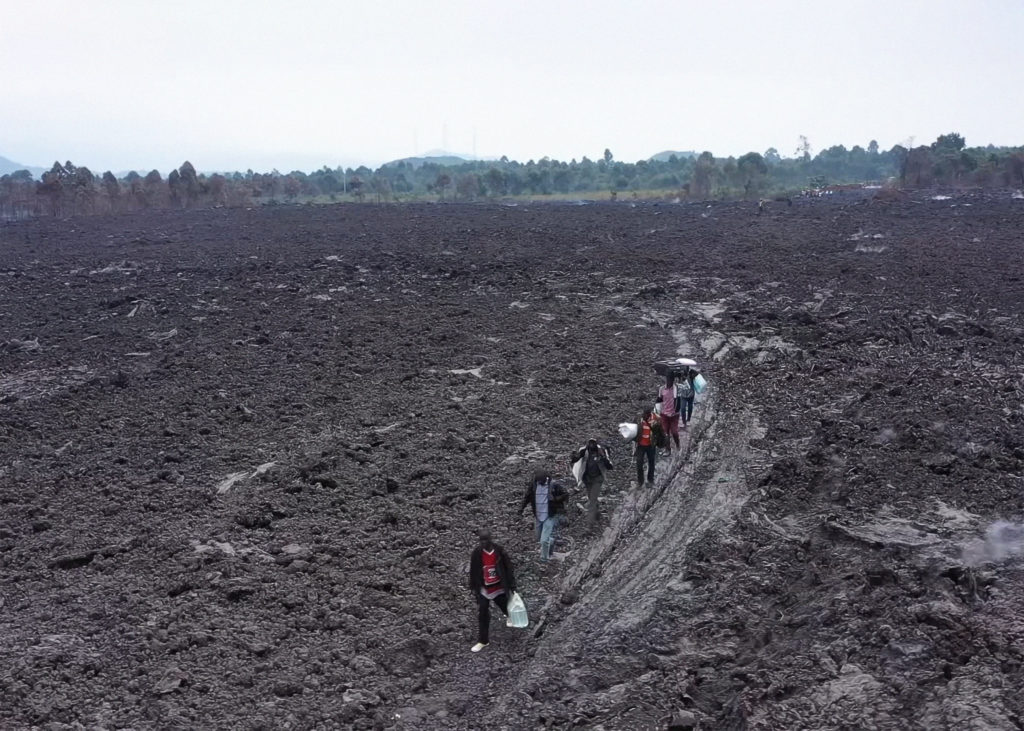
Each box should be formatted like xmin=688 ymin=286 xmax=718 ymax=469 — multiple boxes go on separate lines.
xmin=560 ymin=589 xmax=580 ymax=606
xmin=153 ymin=667 xmax=186 ymax=695
xmin=273 ymin=680 xmax=303 ymax=697
xmin=668 ymin=709 xmax=698 ymax=730
xmin=350 ymin=655 xmax=377 ymax=675
xmin=223 ymin=581 xmax=257 ymax=602
xmin=342 ymin=688 xmax=381 ymax=707
xmin=50 ymin=551 xmax=96 ymax=570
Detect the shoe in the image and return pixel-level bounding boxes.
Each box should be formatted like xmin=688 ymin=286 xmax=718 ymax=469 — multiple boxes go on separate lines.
xmin=646 ymin=479 xmax=655 ymax=486
xmin=471 ymin=642 xmax=488 ymax=653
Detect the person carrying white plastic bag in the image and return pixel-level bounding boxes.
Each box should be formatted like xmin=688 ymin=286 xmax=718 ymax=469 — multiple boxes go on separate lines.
xmin=570 ymin=439 xmax=614 ymax=531
xmin=467 ymin=529 xmax=520 ymax=652
xmin=679 ymin=366 xmax=706 ymax=429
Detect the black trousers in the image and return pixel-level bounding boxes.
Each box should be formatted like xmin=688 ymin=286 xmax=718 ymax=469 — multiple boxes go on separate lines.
xmin=636 ymin=444 xmax=656 ymax=484
xmin=477 ymin=592 xmax=510 ymax=644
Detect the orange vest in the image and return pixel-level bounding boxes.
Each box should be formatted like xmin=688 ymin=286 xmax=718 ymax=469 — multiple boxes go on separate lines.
xmin=638 ymin=420 xmax=653 ymax=447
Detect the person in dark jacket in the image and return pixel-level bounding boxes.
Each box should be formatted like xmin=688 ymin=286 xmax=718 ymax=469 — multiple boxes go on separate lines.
xmin=520 ymin=469 xmax=570 ymax=561
xmin=467 ymin=529 xmax=517 ymax=652
xmin=571 ymin=439 xmax=614 ymax=531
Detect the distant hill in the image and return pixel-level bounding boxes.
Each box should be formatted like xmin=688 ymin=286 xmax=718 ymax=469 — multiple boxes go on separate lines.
xmin=648 ymin=150 xmax=697 ymax=162
xmin=383 ymin=149 xmax=499 ymax=169
xmin=383 ymin=155 xmax=467 ymax=169
xmin=0 ymin=155 xmax=45 ymax=179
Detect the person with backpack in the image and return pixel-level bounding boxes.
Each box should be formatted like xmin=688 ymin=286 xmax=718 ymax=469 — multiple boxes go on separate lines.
xmin=520 ymin=469 xmax=570 ymax=561
xmin=655 ymin=373 xmax=682 ymax=452
xmin=632 ymin=408 xmax=659 ymax=485
xmin=571 ymin=439 xmax=614 ymax=531
xmin=467 ymin=529 xmax=517 ymax=652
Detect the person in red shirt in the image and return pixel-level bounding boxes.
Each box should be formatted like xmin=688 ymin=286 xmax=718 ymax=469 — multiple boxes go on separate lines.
xmin=467 ymin=529 xmax=517 ymax=652
xmin=633 ymin=408 xmax=659 ymax=486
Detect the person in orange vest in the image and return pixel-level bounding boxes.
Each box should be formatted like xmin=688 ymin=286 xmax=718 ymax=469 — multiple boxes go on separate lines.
xmin=633 ymin=408 xmax=659 ymax=486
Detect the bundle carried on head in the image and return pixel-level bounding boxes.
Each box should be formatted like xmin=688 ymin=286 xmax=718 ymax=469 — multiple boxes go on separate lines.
xmin=653 ymin=357 xmax=697 ymax=377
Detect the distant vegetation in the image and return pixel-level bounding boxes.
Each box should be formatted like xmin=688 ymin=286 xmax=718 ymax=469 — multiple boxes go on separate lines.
xmin=2 ymin=134 xmax=1022 ymax=220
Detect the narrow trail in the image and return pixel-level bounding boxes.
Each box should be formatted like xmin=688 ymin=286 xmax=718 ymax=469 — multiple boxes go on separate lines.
xmin=435 ymin=300 xmax=765 ymax=729
xmin=473 ymin=398 xmax=762 ymax=728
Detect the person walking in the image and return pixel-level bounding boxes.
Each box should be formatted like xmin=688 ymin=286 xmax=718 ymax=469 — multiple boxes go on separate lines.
xmin=677 ymin=367 xmax=697 ymax=429
xmin=467 ymin=530 xmax=517 ymax=652
xmin=633 ymin=408 xmax=659 ymax=485
xmin=520 ymin=469 xmax=569 ymax=561
xmin=655 ymin=373 xmax=681 ymax=452
xmin=571 ymin=439 xmax=614 ymax=531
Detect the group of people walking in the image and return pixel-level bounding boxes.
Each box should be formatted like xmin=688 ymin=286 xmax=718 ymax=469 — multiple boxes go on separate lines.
xmin=635 ymin=365 xmax=699 ymax=484
xmin=467 ymin=363 xmax=702 ymax=652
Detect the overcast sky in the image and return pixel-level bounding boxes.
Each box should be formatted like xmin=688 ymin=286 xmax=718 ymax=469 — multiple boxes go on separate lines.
xmin=3 ymin=0 xmax=1022 ymax=174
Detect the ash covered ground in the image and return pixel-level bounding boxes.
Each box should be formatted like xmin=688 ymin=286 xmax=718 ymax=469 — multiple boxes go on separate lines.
xmin=1 ymin=194 xmax=1023 ymax=729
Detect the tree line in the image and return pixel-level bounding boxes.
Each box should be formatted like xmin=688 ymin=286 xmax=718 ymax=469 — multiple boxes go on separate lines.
xmin=2 ymin=134 xmax=1023 ymax=220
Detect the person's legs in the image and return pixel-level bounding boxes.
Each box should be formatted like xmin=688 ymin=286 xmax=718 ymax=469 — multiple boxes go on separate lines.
xmin=669 ymin=414 xmax=681 ymax=449
xmin=476 ymin=593 xmax=491 ymax=645
xmin=586 ymin=475 xmax=603 ymax=528
xmin=659 ymin=413 xmax=672 ymax=452
xmin=539 ymin=517 xmax=555 ymax=560
xmin=645 ymin=445 xmax=656 ymax=483
xmin=493 ymin=592 xmax=509 ymax=617
xmin=635 ymin=449 xmax=645 ymax=485
xmin=687 ymin=397 xmax=695 ymax=423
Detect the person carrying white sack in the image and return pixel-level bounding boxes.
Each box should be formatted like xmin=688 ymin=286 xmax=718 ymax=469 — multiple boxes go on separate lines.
xmin=571 ymin=439 xmax=614 ymax=531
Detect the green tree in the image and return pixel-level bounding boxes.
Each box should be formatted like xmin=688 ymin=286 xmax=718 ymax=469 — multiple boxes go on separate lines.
xmin=435 ymin=173 xmax=451 ymax=200
xmin=932 ymin=133 xmax=966 ymax=153
xmin=455 ymin=173 xmax=480 ymax=200
xmin=930 ymin=133 xmax=968 ymax=183
xmin=485 ymin=167 xmax=505 ymax=197
xmin=371 ymin=174 xmax=392 ymax=203
xmin=691 ymin=151 xmax=717 ymax=198
xmin=101 ymin=171 xmax=120 ymax=211
xmin=737 ymin=152 xmax=768 ymax=198
xmin=178 ymin=161 xmax=200 ymax=206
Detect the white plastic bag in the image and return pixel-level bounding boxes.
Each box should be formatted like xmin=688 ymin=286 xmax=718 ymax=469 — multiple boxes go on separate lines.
xmin=506 ymin=592 xmax=529 ymax=628
xmin=618 ymin=422 xmax=637 ymax=441
xmin=693 ymin=373 xmax=707 ymax=394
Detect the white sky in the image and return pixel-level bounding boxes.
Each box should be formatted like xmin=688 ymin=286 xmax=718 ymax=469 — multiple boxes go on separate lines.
xmin=3 ymin=0 xmax=1022 ymax=174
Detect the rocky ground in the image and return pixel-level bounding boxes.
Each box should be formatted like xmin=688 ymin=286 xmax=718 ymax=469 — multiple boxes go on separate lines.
xmin=1 ymin=193 xmax=1022 ymax=729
